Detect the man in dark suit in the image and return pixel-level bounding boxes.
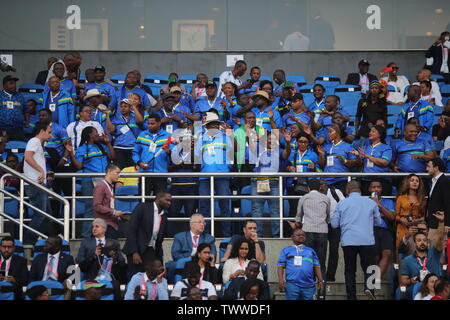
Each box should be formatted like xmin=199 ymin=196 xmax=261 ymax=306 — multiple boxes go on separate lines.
xmin=0 ymin=236 xmax=29 ymax=299
xmin=166 ymin=214 xmax=216 ymax=283
xmin=345 ymin=59 xmax=378 ymax=96
xmin=123 ymin=191 xmax=172 ymax=275
xmin=29 ymin=236 xmax=75 ymax=283
xmin=425 ymin=32 xmax=450 ymax=75
xmin=426 ymin=158 xmax=450 ymax=246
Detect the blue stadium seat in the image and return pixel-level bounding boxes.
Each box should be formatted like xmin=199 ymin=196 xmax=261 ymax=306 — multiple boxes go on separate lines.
xmin=412 ymin=282 xmax=423 ymax=299
xmin=286 ymin=75 xmax=307 ymax=88
xmin=144 ymin=74 xmax=168 ymax=97
xmin=3 ymin=186 xmax=19 ymax=219
xmin=33 ymin=239 xmax=71 ymax=257
xmin=75 ymin=280 xmax=114 ymax=300
xmin=431 ymin=74 xmax=446 ymax=89
xmin=440 ymin=84 xmax=450 ymax=106
xmin=79 ymin=73 xmax=86 ymax=83
xmin=26 ymin=281 xmax=65 ymax=300
xmin=179 ymin=74 xmax=196 ymax=93
xmin=0 ymin=281 xmax=15 ymax=300
xmin=110 ymin=74 xmax=127 ymax=86
xmin=4 ymin=141 xmax=27 ymax=163
xmin=239 ymin=185 xmax=252 ymax=217
xmin=75 ymin=199 xmax=85 ymax=217
xmin=387 ymin=104 xmax=403 ymax=116
xmin=387 ymin=115 xmax=398 ymax=127
xmin=314 ymin=75 xmax=341 ymax=89
xmin=298 ymin=84 xmax=315 ymax=107
xmin=402 ymin=85 xmax=411 ymax=97
xmin=334 ymin=85 xmax=361 ymax=117
xmin=13 ymin=239 xmax=24 ymax=257
xmin=174 ymin=257 xmax=192 ymax=283
xmin=115 ymin=185 xmax=139 ymax=213
xmin=435 ymin=140 xmax=444 ymax=152
xmin=219 ymin=238 xmax=231 ymax=262
xmin=18 ymin=84 xmax=45 ymax=103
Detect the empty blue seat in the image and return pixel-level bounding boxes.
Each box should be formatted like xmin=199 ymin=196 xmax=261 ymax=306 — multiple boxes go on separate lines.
xmin=13 ymin=239 xmax=24 ymax=257
xmin=298 ymin=84 xmax=315 ymax=107
xmin=387 ymin=104 xmax=403 ymax=116
xmin=179 ymin=74 xmax=196 ymax=93
xmin=286 ymin=75 xmax=307 ymax=88
xmin=441 ymin=84 xmax=450 ymax=106
xmin=75 ymin=280 xmax=114 ymax=300
xmin=435 ymin=140 xmax=444 ymax=152
xmin=144 ymin=74 xmax=168 ymax=97
xmin=314 ymin=75 xmax=341 ymax=89
xmin=18 ymin=84 xmax=45 ymax=103
xmin=115 ymin=185 xmax=139 ymax=213
xmin=174 ymin=257 xmax=192 ymax=283
xmin=110 ymin=74 xmax=126 ymax=86
xmin=0 ymin=281 xmax=15 ymax=300
xmin=4 ymin=140 xmax=27 ymax=163
xmin=3 ymin=186 xmax=19 ymax=219
xmin=239 ymin=185 xmax=252 ymax=217
xmin=431 ymin=74 xmax=446 ymax=89
xmin=26 ymin=281 xmax=65 ymax=300
xmin=334 ymin=85 xmax=361 ymax=117
xmin=33 ymin=239 xmax=71 ymax=257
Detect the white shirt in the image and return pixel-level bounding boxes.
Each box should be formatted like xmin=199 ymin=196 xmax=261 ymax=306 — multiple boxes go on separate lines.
xmin=0 ymin=256 xmax=12 ymax=276
xmin=170 ymin=278 xmax=217 ymax=300
xmin=219 ymin=71 xmax=242 ymax=97
xmin=95 ymin=237 xmax=106 ymax=246
xmin=66 ymin=120 xmax=105 ymax=148
xmin=23 ymin=137 xmax=46 ymax=184
xmin=411 ymin=81 xmax=442 ymax=106
xmin=43 ymin=251 xmax=60 ymax=281
xmin=282 ymin=32 xmax=310 ymax=51
xmin=326 ymin=188 xmax=345 ymax=219
xmin=381 ymin=75 xmax=410 ymax=104
xmin=414 ymin=292 xmax=433 ymax=300
xmin=148 ymin=203 xmax=163 ymax=248
xmin=430 ymin=172 xmax=444 ymax=196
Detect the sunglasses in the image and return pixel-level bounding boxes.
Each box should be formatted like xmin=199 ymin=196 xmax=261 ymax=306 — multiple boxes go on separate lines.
xmin=298 ymin=140 xmax=309 ymax=144
xmin=391 ymin=67 xmax=399 ymax=70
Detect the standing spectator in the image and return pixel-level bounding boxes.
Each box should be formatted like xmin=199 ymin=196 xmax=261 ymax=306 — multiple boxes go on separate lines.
xmin=24 ymin=98 xmax=39 ymax=137
xmin=395 ymin=174 xmax=427 ymax=262
xmin=190 ymin=73 xmax=209 ymax=100
xmin=115 ymin=72 xmax=151 ymax=111
xmin=0 ymin=236 xmax=29 ymax=299
xmin=398 ymin=221 xmax=429 ymax=259
xmin=130 ymin=69 xmax=157 ymax=105
xmin=183 ymin=243 xmax=219 ymax=284
xmin=195 ymin=112 xmax=234 ymax=236
xmin=66 ymin=105 xmax=104 ymax=149
xmin=35 ymin=57 xmax=58 ymax=85
xmin=156 ymin=92 xmax=189 ymax=133
xmin=190 ymin=81 xmax=223 ymax=122
xmin=45 ymin=60 xmax=77 ymax=102
xmin=168 ymin=86 xmax=194 ymax=117
xmin=355 ymin=81 xmax=388 ymax=141
xmin=414 ymin=273 xmax=439 ymax=300
xmin=315 ymin=96 xmax=350 ymax=144
xmin=272 ymin=69 xmax=287 ymax=96
xmin=331 ymin=180 xmax=382 ymax=300
xmin=38 ymin=76 xmax=75 ymax=130
xmin=23 ymin=121 xmax=52 ymax=244
xmin=124 ymin=259 xmax=168 ymax=300
xmin=425 ymin=158 xmax=450 ymax=246
xmin=430 ymin=280 xmax=450 ymax=300
xmin=92 ymin=164 xmax=125 ymax=239
xmin=395 ymin=85 xmax=434 ymax=134
xmin=250 ymin=90 xmax=283 ymax=131
xmin=218 ymin=60 xmax=250 ymax=94
xmin=0 ymin=75 xmax=29 ymax=141
xmin=222 ymin=238 xmax=263 ymax=284
xmin=106 ymin=98 xmax=144 ymax=169
xmin=282 ymin=27 xmax=310 ymax=51
xmin=67 ymin=127 xmax=115 ymax=238
xmin=318 ymin=179 xmax=345 ymax=282
xmin=290 ymin=179 xmax=330 ymax=279
xmin=368 ymin=180 xmax=396 ymax=278
xmin=122 ymin=191 xmax=172 ymax=275
xmin=425 ymin=31 xmax=450 ymax=75
xmin=308 ymin=9 xmax=335 ymax=50
xmin=132 ymin=113 xmax=173 ymax=197
xmin=283 ymin=93 xmax=312 ymax=126
xmin=85 ymin=65 xmax=117 ymax=109
xmin=171 ymin=263 xmax=218 ymax=300
xmin=239 ymin=66 xmax=262 ymax=96
xmin=345 ymin=60 xmax=377 ymax=96
xmin=277 ymin=228 xmax=324 ymax=300
xmin=379 ymin=62 xmax=410 ymax=105
xmin=221 ymin=220 xmax=266 ymax=264
xmin=29 ymin=236 xmax=75 ymax=283
xmin=84 ymin=89 xmax=109 ymax=130
xmin=308 ymin=84 xmax=326 ymax=122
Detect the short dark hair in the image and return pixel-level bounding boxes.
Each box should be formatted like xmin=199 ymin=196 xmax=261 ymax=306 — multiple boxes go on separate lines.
xmin=185 ymin=261 xmax=201 ymax=277
xmin=247 ymin=259 xmax=261 ymax=270
xmin=313 ymin=83 xmax=326 ymax=92
xmin=239 ymin=278 xmax=263 ymax=299
xmin=244 ymin=219 xmax=257 ymax=228
xmin=434 ymin=280 xmax=449 ymax=295
xmin=155 ymin=190 xmax=171 ymax=199
xmin=250 ymin=66 xmax=261 ymax=73
xmin=106 ymin=163 xmax=120 ymax=174
xmin=1 ymin=236 xmax=14 ymax=245
xmin=26 ymin=285 xmax=48 ymax=300
xmin=144 ymin=258 xmax=162 ymax=270
xmin=147 ymin=113 xmax=161 ymax=122
xmin=34 ymin=121 xmax=51 ymax=136
xmin=430 ymin=158 xmax=445 ymax=172
xmin=413 ymin=231 xmax=427 ymax=242
xmin=308 ymin=179 xmax=320 ymax=191
xmin=39 ymin=108 xmax=52 ymax=117
xmin=419 ymin=80 xmax=432 ymax=90
xmin=259 ymin=80 xmax=273 ymax=90
xmin=235 ymin=60 xmax=247 ymax=68
xmin=291 ymin=93 xmax=304 ymax=102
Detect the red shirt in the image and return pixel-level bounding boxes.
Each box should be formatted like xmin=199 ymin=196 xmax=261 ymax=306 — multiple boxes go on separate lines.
xmin=431 ymin=296 xmax=445 ymax=300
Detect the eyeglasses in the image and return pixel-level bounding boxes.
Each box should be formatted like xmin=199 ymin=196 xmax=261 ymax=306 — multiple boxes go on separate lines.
xmin=391 ymin=67 xmax=399 ymax=70
xmin=192 ymin=221 xmax=206 ymax=225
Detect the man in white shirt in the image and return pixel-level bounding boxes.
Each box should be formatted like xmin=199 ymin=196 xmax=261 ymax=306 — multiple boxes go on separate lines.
xmin=283 ymin=26 xmax=310 ymax=51
xmin=66 ymin=104 xmax=104 ymax=149
xmin=218 ymin=60 xmax=251 ymax=95
xmin=23 ymin=120 xmax=53 ymax=244
xmin=171 ymin=263 xmax=217 ymax=300
xmin=412 ymin=69 xmax=443 ymax=106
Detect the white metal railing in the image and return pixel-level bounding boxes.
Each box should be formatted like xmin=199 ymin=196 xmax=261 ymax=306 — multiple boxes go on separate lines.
xmin=0 ymin=170 xmax=438 ymax=240
xmin=0 ymin=162 xmax=70 ymax=241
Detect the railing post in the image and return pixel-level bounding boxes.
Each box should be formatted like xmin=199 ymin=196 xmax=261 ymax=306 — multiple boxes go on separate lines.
xmin=210 ymin=176 xmax=214 ymax=237
xmin=19 ymin=179 xmax=24 ymax=242
xmin=141 ymin=177 xmax=145 ymax=203
xmin=71 ymin=177 xmax=76 ymax=240
xmin=279 ymin=175 xmax=283 ymax=239
xmin=0 ymin=174 xmax=5 ymax=234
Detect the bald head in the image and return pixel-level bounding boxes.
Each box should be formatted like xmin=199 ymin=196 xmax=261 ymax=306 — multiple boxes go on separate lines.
xmin=407 ymin=85 xmax=421 ymax=101
xmin=345 ymin=180 xmax=361 ymax=194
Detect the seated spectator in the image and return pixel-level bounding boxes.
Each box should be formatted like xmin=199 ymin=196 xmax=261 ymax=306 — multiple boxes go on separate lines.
xmin=161 ymin=72 xmax=187 ymax=95
xmin=190 ymin=73 xmax=208 ymax=100
xmin=106 ymin=98 xmax=144 ymax=169
xmin=29 ymin=236 xmax=75 ymax=283
xmin=368 ymin=180 xmax=396 ymax=278
xmin=395 ymin=174 xmax=427 ymax=262
xmin=130 ymin=69 xmax=157 ymax=105
xmin=315 ymin=95 xmax=350 ymax=140
xmin=84 ymin=89 xmax=110 ymax=129
xmin=398 ymin=220 xmax=429 ymax=259
xmin=0 ymin=236 xmax=29 ymax=299
xmin=167 ymin=214 xmax=216 ymax=283
xmin=425 ymin=31 xmax=450 ymax=76
xmin=124 ymin=259 xmax=168 ymax=300
xmin=183 ymin=243 xmax=219 ymax=284
xmin=66 ymin=105 xmax=105 ymax=149
xmin=35 ymin=57 xmax=57 ymax=85
xmin=24 ymin=98 xmax=39 ymax=137
xmin=414 ymin=273 xmax=439 ymax=300
xmin=223 ymin=260 xmax=270 ymax=300
xmin=67 ymin=126 xmax=115 ymax=238
xmin=317 ymin=124 xmax=358 ymax=191
xmin=26 ymin=285 xmax=51 ymax=300
xmin=220 ymin=82 xmax=238 ymax=125
xmin=379 ymin=62 xmax=409 ymax=105
xmin=157 ymin=92 xmax=189 ymax=134
xmin=272 ymin=69 xmax=287 ymax=97
xmin=420 ymin=80 xmax=439 ymax=106
xmin=412 ymin=68 xmax=443 ymax=107
xmin=2 ymin=154 xmax=21 ymax=190
xmin=400 ymin=217 xmax=444 ymax=299
xmin=239 ymin=66 xmax=261 ymax=96
xmin=355 ymin=81 xmax=387 ymax=141
xmin=345 ymin=59 xmax=377 ymax=96
xmin=171 ymin=263 xmax=217 ymax=300
xmin=430 ymin=280 xmax=450 ymax=300
xmin=82 ymin=280 xmax=106 ymax=300
xmin=222 ymin=238 xmax=264 ymax=284
xmin=0 ymin=75 xmax=29 ymax=141
xmin=221 ymin=220 xmax=266 ymax=264
xmin=277 ymin=228 xmax=324 ymax=300
xmin=407 ymin=117 xmax=435 ymax=151
xmin=45 ymin=60 xmax=76 ymax=102
xmin=237 ymin=278 xmax=265 ymax=300
xmin=282 ymin=93 xmax=313 ymax=127
xmin=219 ymin=60 xmax=250 ymax=95
xmin=168 ymin=85 xmax=194 ymax=116
xmin=391 ymin=124 xmax=434 ymax=173
xmin=85 ymin=65 xmax=117 ymax=109
xmin=115 ymin=72 xmax=151 ymax=112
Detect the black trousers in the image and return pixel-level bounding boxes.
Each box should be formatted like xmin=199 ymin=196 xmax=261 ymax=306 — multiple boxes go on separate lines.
xmin=106 ymin=225 xmax=122 ymax=240
xmin=304 ymin=232 xmax=328 ymax=277
xmin=127 ymin=247 xmax=161 ymax=276
xmin=113 ymin=148 xmax=134 ymax=169
xmin=342 ymin=245 xmax=377 ymax=300
xmin=326 ymin=226 xmax=341 ymax=280
xmin=140 ymin=177 xmax=168 ymax=199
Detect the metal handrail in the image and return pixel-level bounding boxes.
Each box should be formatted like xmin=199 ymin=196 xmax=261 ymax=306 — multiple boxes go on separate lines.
xmin=0 ymin=162 xmax=70 ymax=241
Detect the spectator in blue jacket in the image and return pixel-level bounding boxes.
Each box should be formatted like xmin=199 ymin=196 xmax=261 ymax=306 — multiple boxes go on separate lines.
xmin=250 ymin=90 xmax=283 ymax=131
xmin=116 ymin=71 xmax=151 ymax=113
xmin=85 ymin=65 xmax=117 ymax=109
xmin=45 ymin=60 xmax=77 ymax=102
xmin=156 ymin=92 xmax=190 ymax=134
xmin=0 ymin=75 xmax=29 ymax=141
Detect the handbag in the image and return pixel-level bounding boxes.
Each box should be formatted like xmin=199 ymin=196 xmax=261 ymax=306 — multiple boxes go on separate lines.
xmin=256 ymin=179 xmax=271 ymax=193
xmin=293 ymin=177 xmax=309 ymax=195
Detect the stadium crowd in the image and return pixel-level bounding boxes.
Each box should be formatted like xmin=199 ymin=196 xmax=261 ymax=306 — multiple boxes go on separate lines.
xmin=1 ymin=32 xmax=450 ymax=300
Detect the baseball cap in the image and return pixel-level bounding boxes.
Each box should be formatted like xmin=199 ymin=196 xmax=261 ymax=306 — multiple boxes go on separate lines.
xmin=283 ymin=81 xmax=294 ymax=88
xmin=358 ymin=59 xmax=370 ymax=66
xmin=169 ymin=86 xmax=182 ymax=93
xmin=94 ymin=65 xmax=105 ymax=72
xmin=168 ymin=76 xmax=177 ymax=84
xmin=3 ymin=75 xmax=19 ymax=84
xmin=162 ymin=93 xmax=175 ymax=101
xmin=120 ymin=98 xmax=131 ymax=104
xmin=83 ymin=281 xmax=106 ymax=290
xmin=205 ymin=81 xmax=217 ymax=88
xmin=291 ymin=93 xmax=304 ymax=101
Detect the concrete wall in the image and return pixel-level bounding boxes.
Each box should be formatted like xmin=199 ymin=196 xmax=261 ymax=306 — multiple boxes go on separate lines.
xmin=4 ymin=50 xmax=426 ymax=86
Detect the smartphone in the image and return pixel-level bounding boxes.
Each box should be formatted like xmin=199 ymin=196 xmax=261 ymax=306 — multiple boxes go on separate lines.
xmin=371 ymin=192 xmax=378 ymax=198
